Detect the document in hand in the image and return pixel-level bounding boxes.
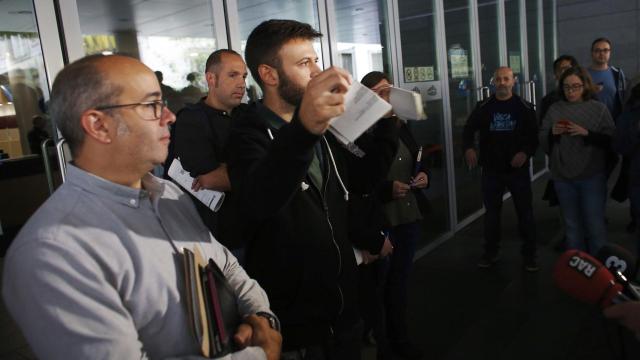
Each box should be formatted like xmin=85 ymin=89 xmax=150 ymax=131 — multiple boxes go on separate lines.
xmin=390 ymin=87 xmax=427 ymax=121
xmin=168 ymin=158 xmax=225 ymax=212
xmin=328 ymin=81 xmax=392 ymax=146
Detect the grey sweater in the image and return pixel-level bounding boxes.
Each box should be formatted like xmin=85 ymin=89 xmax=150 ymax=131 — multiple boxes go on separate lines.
xmin=539 ymin=99 xmax=615 ymax=180
xmin=3 ymin=165 xmax=271 ymax=360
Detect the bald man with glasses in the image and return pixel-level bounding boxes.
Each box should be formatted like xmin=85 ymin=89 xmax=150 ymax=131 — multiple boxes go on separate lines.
xmin=2 ymin=54 xmax=281 ymax=360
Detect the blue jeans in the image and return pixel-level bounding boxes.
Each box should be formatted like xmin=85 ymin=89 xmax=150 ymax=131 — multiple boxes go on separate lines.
xmin=554 ymin=173 xmax=607 ymax=255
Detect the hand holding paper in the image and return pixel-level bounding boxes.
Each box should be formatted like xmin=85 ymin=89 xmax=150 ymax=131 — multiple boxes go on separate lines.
xmin=168 ymin=158 xmax=225 ymax=212
xmin=299 ymin=67 xmax=352 ymax=135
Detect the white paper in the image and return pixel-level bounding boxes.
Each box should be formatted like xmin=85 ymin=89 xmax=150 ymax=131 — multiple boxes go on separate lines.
xmin=389 ymin=87 xmax=427 ymax=121
xmin=168 ymin=158 xmax=225 ymax=212
xmin=353 ymin=247 xmax=364 ymax=266
xmin=328 ymin=81 xmax=392 ymax=144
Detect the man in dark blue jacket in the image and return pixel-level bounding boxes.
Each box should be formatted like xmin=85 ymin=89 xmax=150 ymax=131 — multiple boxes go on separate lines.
xmin=463 ymin=67 xmax=539 ymax=272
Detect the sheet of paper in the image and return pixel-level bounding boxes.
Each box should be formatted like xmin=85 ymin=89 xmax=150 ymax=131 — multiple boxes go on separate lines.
xmin=168 ymin=158 xmax=225 ymax=212
xmin=390 ymin=87 xmax=427 ymax=120
xmin=328 ymin=81 xmax=392 ymax=144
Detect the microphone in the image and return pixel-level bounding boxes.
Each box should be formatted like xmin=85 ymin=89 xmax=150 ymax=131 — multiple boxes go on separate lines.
xmin=596 ymin=243 xmax=640 ymax=300
xmin=553 ymin=250 xmax=628 ymax=307
xmin=596 ymin=243 xmax=637 ymax=281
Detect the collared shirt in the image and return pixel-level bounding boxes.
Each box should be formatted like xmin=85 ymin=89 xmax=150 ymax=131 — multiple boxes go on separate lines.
xmin=2 ymin=164 xmax=271 ymax=360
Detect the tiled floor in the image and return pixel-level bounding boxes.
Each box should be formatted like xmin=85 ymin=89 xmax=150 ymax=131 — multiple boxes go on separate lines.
xmin=2 ymin=174 xmax=639 ymax=359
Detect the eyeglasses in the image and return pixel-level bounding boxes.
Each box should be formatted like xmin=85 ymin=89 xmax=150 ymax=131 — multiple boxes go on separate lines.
xmin=95 ymin=100 xmax=167 ymax=120
xmin=563 ymin=84 xmax=584 ymax=92
xmin=593 ymin=48 xmax=611 ymax=54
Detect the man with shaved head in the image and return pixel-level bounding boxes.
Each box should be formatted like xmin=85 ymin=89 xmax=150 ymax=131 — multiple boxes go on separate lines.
xmin=2 ymin=54 xmax=281 ymax=359
xmin=463 ymin=66 xmax=539 ymax=271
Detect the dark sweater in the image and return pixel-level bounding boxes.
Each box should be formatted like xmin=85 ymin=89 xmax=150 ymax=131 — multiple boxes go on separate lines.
xmin=462 ymin=95 xmax=538 ymax=173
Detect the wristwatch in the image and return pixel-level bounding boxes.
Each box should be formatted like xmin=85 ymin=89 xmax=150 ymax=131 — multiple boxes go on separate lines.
xmin=256 ymin=311 xmax=281 ymax=332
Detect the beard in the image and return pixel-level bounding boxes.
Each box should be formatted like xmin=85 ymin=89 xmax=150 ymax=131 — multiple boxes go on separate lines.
xmin=495 ymin=86 xmax=511 ymax=98
xmin=277 ymin=68 xmax=305 ymax=107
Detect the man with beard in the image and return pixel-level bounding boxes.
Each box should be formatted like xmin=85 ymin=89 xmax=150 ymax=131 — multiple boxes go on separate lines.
xmin=463 ymin=66 xmax=539 ymax=271
xmin=167 ymin=49 xmax=247 ymax=253
xmin=227 ymin=19 xmax=397 ymax=359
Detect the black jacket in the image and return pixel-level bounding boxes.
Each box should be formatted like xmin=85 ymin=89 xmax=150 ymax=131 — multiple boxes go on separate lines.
xmin=462 ymin=95 xmax=538 ymax=173
xmin=164 ymin=100 xmax=245 ymax=249
xmin=228 ymin=102 xmax=396 ymax=349
xmin=377 ymin=122 xmax=431 ymax=206
xmin=347 ymin=117 xmax=399 ymax=254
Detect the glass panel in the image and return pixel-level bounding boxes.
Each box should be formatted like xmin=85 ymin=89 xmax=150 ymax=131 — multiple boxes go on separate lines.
xmin=332 ymin=0 xmax=393 ymax=83
xmin=544 ymin=0 xmax=556 ymax=95
xmin=477 ymin=0 xmax=501 ymax=90
xmin=397 ymin=0 xmax=450 ymax=243
xmin=1 ymin=0 xmax=60 ymax=257
xmin=237 ymin=0 xmax=322 ymax=100
xmin=526 ymin=0 xmax=545 ymax=174
xmin=444 ymin=0 xmax=482 ymax=222
xmin=505 ymin=0 xmax=524 ymax=96
xmin=77 ymin=0 xmax=219 ymax=112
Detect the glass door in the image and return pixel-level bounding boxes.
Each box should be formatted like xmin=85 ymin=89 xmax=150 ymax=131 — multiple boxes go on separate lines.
xmin=526 ymin=0 xmax=546 ymax=174
xmin=477 ymin=0 xmax=502 ymax=98
xmin=394 ymin=0 xmax=450 ymax=244
xmin=505 ymin=0 xmax=525 ymax=96
xmin=0 ymin=0 xmax=61 ymax=254
xmin=445 ymin=0 xmax=483 ymax=223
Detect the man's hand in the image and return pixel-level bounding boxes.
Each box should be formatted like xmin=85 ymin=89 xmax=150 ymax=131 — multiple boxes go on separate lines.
xmin=392 ymin=181 xmax=410 ymax=199
xmin=604 ymin=301 xmax=640 ymax=340
xmin=241 ymin=315 xmax=282 ymax=360
xmin=566 ymin=122 xmax=588 ymax=137
xmin=410 ymin=171 xmax=429 ymax=189
xmin=465 ymin=148 xmax=478 ymax=169
xmin=298 ymin=67 xmax=352 ymax=135
xmin=361 ymin=250 xmax=379 ymax=265
xmin=191 ymin=164 xmax=231 ymax=192
xmin=510 ymin=152 xmax=528 ymax=168
xmin=379 ymin=236 xmax=394 ymax=257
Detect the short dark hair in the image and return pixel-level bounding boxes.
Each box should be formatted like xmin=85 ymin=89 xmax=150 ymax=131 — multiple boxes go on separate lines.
xmin=591 ymin=37 xmax=612 ymax=51
xmin=49 ymin=54 xmax=123 ymax=156
xmin=553 ymin=55 xmax=578 ymax=72
xmin=205 ymin=49 xmax=241 ymax=74
xmin=245 ymin=19 xmax=322 ymax=88
xmin=558 ymin=66 xmax=595 ymax=102
xmin=360 ymin=71 xmax=389 ymax=89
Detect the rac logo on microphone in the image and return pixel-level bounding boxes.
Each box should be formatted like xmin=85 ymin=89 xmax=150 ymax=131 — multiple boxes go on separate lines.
xmin=604 ymin=256 xmax=627 ymax=273
xmin=569 ymin=255 xmax=597 ymax=278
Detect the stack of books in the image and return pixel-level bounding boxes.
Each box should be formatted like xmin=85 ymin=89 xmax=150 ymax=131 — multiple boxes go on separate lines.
xmin=183 ymin=247 xmax=240 ymax=357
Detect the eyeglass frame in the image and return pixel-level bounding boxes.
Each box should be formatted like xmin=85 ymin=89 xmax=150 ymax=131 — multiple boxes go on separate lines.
xmin=562 ymin=83 xmax=584 ymax=92
xmin=592 ymin=48 xmax=611 ymax=54
xmin=95 ymin=99 xmax=168 ymax=120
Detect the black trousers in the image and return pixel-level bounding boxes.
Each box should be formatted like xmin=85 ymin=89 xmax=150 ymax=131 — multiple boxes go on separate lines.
xmin=481 ymin=168 xmax=537 ymax=258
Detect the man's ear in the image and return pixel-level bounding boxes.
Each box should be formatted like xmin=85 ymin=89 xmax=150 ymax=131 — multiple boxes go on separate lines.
xmin=80 ymin=110 xmax=114 ymax=144
xmin=258 ymin=64 xmax=278 ymax=87
xmin=205 ymin=71 xmax=216 ymax=89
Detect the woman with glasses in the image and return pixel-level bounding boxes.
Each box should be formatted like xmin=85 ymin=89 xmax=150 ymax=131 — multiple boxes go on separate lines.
xmin=540 ymin=66 xmax=615 ymax=255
